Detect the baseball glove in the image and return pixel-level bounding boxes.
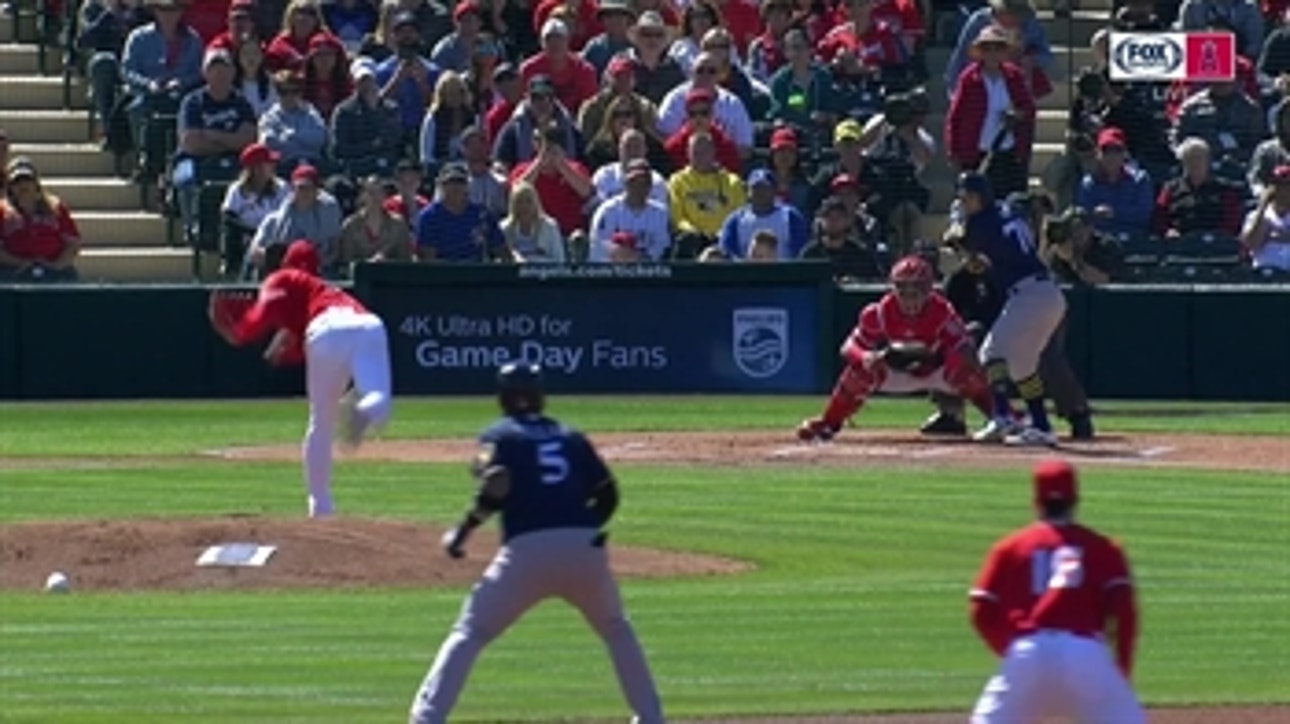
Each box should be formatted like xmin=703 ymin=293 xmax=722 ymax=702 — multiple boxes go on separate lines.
xmin=882 ymin=342 xmax=943 ymax=374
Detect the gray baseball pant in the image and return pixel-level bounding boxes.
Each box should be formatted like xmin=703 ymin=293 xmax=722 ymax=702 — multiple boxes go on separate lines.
xmin=409 ymin=527 xmax=664 ymax=724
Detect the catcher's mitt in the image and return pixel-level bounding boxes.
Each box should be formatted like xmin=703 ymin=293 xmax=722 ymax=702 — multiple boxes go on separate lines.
xmin=881 ymin=342 xmax=943 ymax=374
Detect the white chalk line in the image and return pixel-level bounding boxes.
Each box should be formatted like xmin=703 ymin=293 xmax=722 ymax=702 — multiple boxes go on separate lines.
xmin=1137 ymin=446 xmax=1177 ymax=458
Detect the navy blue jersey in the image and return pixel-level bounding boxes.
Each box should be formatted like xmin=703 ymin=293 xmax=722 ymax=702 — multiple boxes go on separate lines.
xmin=962 ymin=202 xmax=1048 ymax=291
xmin=478 ymin=415 xmax=609 ymax=542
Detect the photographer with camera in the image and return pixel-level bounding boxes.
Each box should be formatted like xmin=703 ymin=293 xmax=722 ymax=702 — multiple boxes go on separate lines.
xmin=853 ymin=89 xmax=934 ymax=253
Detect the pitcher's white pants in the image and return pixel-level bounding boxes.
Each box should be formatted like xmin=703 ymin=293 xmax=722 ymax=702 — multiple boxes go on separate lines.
xmin=302 ymin=308 xmax=391 ymax=517
xmin=972 ymin=631 xmax=1144 ymax=724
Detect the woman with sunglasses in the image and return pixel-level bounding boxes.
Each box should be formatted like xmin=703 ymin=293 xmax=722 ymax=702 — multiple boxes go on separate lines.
xmin=303 ymin=33 xmax=353 ymax=121
xmin=585 ymin=97 xmax=667 ymax=170
xmin=667 ymin=0 xmax=721 ymax=74
xmin=266 ymin=0 xmax=340 ymax=72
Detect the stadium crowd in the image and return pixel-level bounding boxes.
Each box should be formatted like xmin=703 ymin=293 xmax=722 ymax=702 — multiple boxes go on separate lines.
xmin=2 ymin=0 xmax=1290 ymax=282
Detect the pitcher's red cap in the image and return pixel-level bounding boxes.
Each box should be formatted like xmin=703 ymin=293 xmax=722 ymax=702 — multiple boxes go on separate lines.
xmin=282 ymin=240 xmax=320 ymax=274
xmin=1033 ymin=459 xmax=1078 ymax=503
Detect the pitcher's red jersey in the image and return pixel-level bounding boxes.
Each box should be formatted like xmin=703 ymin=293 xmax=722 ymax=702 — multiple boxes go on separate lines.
xmin=971 ymin=521 xmax=1133 ymax=638
xmin=847 ymin=291 xmax=970 ymax=354
xmin=231 ymin=269 xmax=368 ymax=345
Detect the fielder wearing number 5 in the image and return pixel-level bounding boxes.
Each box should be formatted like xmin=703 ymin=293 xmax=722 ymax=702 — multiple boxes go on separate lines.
xmin=967 ymin=459 xmax=1144 ymax=723
xmin=409 ymin=363 xmax=665 ymax=724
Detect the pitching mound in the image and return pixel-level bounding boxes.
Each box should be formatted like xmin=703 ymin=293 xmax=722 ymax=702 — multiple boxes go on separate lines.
xmin=0 ymin=516 xmax=750 ymax=593
xmin=214 ymin=429 xmax=1290 ymax=474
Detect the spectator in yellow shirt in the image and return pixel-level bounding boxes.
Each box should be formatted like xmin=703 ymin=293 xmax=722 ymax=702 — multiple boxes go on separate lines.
xmin=667 ymin=132 xmax=745 ymax=259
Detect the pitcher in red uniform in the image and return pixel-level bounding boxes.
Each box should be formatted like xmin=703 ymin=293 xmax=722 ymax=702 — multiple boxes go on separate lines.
xmin=968 ymin=459 xmax=1144 ymax=723
xmin=208 ymin=240 xmax=393 ymax=518
xmin=796 ymin=255 xmax=995 ymax=441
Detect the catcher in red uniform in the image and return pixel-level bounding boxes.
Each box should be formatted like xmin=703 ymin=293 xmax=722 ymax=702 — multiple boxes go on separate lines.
xmin=797 ymin=255 xmax=996 ymax=441
xmin=208 ymin=240 xmax=393 ymax=518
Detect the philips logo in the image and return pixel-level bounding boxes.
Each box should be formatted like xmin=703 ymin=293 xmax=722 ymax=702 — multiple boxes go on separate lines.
xmin=1111 ymin=33 xmax=1184 ymax=79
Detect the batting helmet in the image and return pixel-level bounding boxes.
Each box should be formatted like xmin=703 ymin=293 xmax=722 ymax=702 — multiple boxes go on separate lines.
xmin=497 ymin=362 xmax=545 ymax=415
xmin=889 ymin=255 xmax=934 ymax=286
xmin=955 ymin=171 xmax=994 ymax=204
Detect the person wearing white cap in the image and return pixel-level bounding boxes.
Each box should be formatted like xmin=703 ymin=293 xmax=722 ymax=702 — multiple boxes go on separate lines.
xmin=623 ymin=10 xmax=687 ymax=104
xmin=520 ymin=18 xmax=600 ymax=115
xmin=329 ymin=57 xmax=406 ymax=176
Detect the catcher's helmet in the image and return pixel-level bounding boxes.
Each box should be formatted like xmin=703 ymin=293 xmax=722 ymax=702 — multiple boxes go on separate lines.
xmin=497 ymin=362 xmax=545 ymax=415
xmin=955 ymin=171 xmax=994 ymax=203
xmin=889 ymin=255 xmax=933 ymax=286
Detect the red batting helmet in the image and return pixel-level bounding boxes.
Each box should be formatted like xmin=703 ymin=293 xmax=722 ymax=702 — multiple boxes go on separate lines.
xmin=889 ymin=255 xmax=933 ymax=286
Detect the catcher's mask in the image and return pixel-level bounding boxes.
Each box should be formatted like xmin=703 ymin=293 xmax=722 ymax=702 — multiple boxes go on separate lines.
xmin=889 ymin=255 xmax=934 ymax=316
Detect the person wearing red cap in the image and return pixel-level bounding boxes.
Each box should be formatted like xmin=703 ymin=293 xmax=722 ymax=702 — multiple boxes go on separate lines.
xmin=248 ymin=164 xmax=344 ymax=276
xmin=209 ymin=239 xmax=393 ymax=518
xmin=1240 ymin=163 xmax=1290 ymax=271
xmin=1072 ymin=127 xmax=1154 ymax=237
xmin=766 ymin=126 xmax=813 ymax=213
xmin=656 ymin=51 xmax=754 ymax=155
xmin=662 ymin=86 xmax=740 ymax=173
xmin=183 ymin=0 xmax=233 ymax=45
xmin=221 ymin=143 xmax=290 ymax=276
xmin=606 ymin=230 xmax=643 ymax=262
xmin=302 ymin=33 xmax=353 ymax=120
xmin=576 ymin=54 xmax=660 ymax=145
xmin=967 ymin=459 xmax=1143 ymax=723
xmin=430 ymin=0 xmax=493 ymax=73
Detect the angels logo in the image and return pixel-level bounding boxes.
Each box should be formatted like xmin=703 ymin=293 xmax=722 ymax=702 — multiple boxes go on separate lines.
xmin=732 ymin=307 xmax=789 ymax=379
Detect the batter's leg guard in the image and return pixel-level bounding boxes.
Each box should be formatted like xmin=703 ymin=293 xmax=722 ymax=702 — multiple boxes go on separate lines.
xmin=1016 ymin=373 xmax=1053 ymax=433
xmin=984 ymin=359 xmax=1013 ymax=420
xmin=799 ymin=363 xmax=883 ymax=440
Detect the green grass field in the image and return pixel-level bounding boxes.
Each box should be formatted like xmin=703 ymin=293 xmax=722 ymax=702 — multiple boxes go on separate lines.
xmin=1 ymin=397 xmax=1288 ymax=723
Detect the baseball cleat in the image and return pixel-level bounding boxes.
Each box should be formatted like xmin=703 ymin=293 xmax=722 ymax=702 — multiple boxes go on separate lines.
xmin=920 ymin=412 xmax=968 ymax=436
xmin=796 ymin=417 xmax=839 ymax=442
xmin=972 ymin=417 xmax=1020 ymax=442
xmin=338 ymin=389 xmax=366 ymax=450
xmin=1005 ymin=426 xmax=1059 ymax=447
xmin=1069 ymin=412 xmax=1095 ymax=441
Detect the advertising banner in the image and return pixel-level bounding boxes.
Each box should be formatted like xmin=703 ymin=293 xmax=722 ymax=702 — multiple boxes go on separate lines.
xmin=361 ymin=265 xmax=827 ymax=394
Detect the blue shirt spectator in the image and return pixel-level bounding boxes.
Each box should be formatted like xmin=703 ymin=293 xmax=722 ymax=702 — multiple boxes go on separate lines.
xmin=944 ymin=2 xmax=1053 ymax=96
xmin=120 ymin=8 xmax=204 ymax=97
xmin=377 ymin=11 xmax=442 ymax=134
xmin=1075 ymin=129 xmax=1156 ymax=236
xmin=415 ymin=164 xmax=507 ymax=261
xmin=323 ymin=0 xmax=380 ymax=52
xmin=718 ymin=169 xmax=810 ymax=259
xmin=430 ymin=1 xmax=503 ymax=72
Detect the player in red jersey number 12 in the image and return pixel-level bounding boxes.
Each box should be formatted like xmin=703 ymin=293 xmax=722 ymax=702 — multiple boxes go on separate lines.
xmin=967 ymin=459 xmax=1144 ymax=723
xmin=208 ymin=241 xmax=393 ymax=518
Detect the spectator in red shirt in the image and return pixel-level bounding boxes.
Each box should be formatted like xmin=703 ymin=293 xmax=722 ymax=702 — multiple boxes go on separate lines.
xmin=815 ymin=0 xmax=905 ymax=68
xmin=509 ymin=123 xmax=595 ymax=236
xmin=708 ymin=0 xmax=761 ymax=53
xmin=0 ymin=161 xmax=82 ymax=282
xmin=206 ymin=0 xmax=259 ymax=52
xmin=668 ymin=0 xmax=722 ymax=74
xmin=266 ymin=0 xmax=335 ymax=72
xmin=383 ymin=159 xmax=432 ymax=229
xmin=533 ymin=0 xmax=604 ymax=50
xmin=871 ymin=0 xmax=923 ymax=55
xmin=485 ymin=63 xmax=524 ymax=143
xmin=303 ymin=33 xmax=353 ymax=120
xmin=521 ymin=19 xmax=600 ymax=118
xmin=746 ymin=0 xmax=794 ymax=84
xmin=664 ymin=87 xmax=741 ymax=173
xmin=184 ymin=0 xmax=232 ymax=45
xmin=1153 ymin=137 xmax=1244 ymax=238
xmin=944 ymin=24 xmax=1035 ymax=197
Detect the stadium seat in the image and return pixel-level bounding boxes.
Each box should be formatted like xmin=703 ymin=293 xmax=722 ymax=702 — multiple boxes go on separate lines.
xmin=190 ymin=181 xmax=233 ymax=280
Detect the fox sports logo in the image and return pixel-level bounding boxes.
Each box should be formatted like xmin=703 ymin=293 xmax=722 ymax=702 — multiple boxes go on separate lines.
xmin=1112 ymin=35 xmax=1184 ymax=77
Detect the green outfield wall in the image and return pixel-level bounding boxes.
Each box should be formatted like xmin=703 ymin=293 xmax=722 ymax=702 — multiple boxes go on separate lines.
xmin=0 ymin=264 xmax=1286 ymax=401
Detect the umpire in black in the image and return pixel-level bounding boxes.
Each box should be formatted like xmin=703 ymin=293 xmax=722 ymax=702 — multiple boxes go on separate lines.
xmin=926 ymin=197 xmax=1103 ymax=440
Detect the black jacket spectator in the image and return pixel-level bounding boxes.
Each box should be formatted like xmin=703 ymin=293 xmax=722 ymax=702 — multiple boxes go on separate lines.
xmin=77 ymin=1 xmax=151 ymax=54
xmin=329 ymin=68 xmax=405 ymax=175
xmin=1258 ymin=24 xmax=1290 ymax=78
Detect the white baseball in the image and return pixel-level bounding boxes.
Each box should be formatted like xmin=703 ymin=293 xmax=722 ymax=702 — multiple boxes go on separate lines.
xmin=44 ymin=571 xmax=70 ymax=593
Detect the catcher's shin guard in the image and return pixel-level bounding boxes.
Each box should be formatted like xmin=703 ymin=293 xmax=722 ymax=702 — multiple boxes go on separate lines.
xmin=820 ymin=363 xmax=884 ymax=428
xmin=944 ymin=355 xmax=995 ymax=421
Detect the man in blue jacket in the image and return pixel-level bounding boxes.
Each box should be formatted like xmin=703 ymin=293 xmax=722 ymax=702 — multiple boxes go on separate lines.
xmin=1074 ymin=127 xmax=1155 ymax=237
xmin=718 ymin=169 xmax=810 ymax=259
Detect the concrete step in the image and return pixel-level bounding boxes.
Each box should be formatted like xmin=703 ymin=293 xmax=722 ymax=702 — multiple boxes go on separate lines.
xmin=0 ymin=75 xmax=88 ymax=110
xmin=0 ymin=41 xmax=62 ymax=74
xmin=0 ymin=12 xmax=39 ymax=44
xmin=10 ymin=142 xmax=119 ymax=176
xmin=42 ymin=177 xmax=140 ymax=210
xmin=0 ymin=109 xmax=94 ymax=144
xmin=76 ymin=247 xmax=210 ymax=283
xmin=77 ymin=211 xmax=171 ymax=247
